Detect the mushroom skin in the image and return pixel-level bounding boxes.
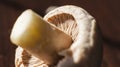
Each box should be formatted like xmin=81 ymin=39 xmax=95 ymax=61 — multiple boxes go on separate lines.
xmin=44 ymin=5 xmax=102 ymax=67
xmin=15 ymin=5 xmax=102 ymax=67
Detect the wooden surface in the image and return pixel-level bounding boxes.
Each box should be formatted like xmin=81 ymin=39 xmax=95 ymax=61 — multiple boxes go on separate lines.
xmin=0 ymin=0 xmax=120 ymax=67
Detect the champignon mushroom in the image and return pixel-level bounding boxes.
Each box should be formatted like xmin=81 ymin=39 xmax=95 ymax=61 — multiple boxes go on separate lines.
xmin=13 ymin=5 xmax=102 ymax=67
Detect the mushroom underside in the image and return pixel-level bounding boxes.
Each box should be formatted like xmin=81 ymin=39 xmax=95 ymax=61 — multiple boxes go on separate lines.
xmin=15 ymin=5 xmax=102 ymax=67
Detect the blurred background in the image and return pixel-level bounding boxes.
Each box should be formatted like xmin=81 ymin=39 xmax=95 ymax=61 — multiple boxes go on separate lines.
xmin=0 ymin=0 xmax=120 ymax=67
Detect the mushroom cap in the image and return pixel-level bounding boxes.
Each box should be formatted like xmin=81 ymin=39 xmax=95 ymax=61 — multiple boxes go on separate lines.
xmin=15 ymin=5 xmax=102 ymax=67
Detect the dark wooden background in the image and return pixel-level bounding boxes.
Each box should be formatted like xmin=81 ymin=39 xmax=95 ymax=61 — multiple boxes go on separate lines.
xmin=0 ymin=0 xmax=120 ymax=67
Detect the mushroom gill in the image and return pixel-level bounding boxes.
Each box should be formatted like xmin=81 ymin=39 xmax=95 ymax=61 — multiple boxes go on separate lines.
xmin=47 ymin=13 xmax=78 ymax=41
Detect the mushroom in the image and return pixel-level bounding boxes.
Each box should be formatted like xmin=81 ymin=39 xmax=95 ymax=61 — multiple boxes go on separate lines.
xmin=12 ymin=5 xmax=102 ymax=67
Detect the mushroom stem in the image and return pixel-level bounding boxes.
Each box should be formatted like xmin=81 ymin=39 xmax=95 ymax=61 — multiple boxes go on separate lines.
xmin=10 ymin=9 xmax=72 ymax=65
